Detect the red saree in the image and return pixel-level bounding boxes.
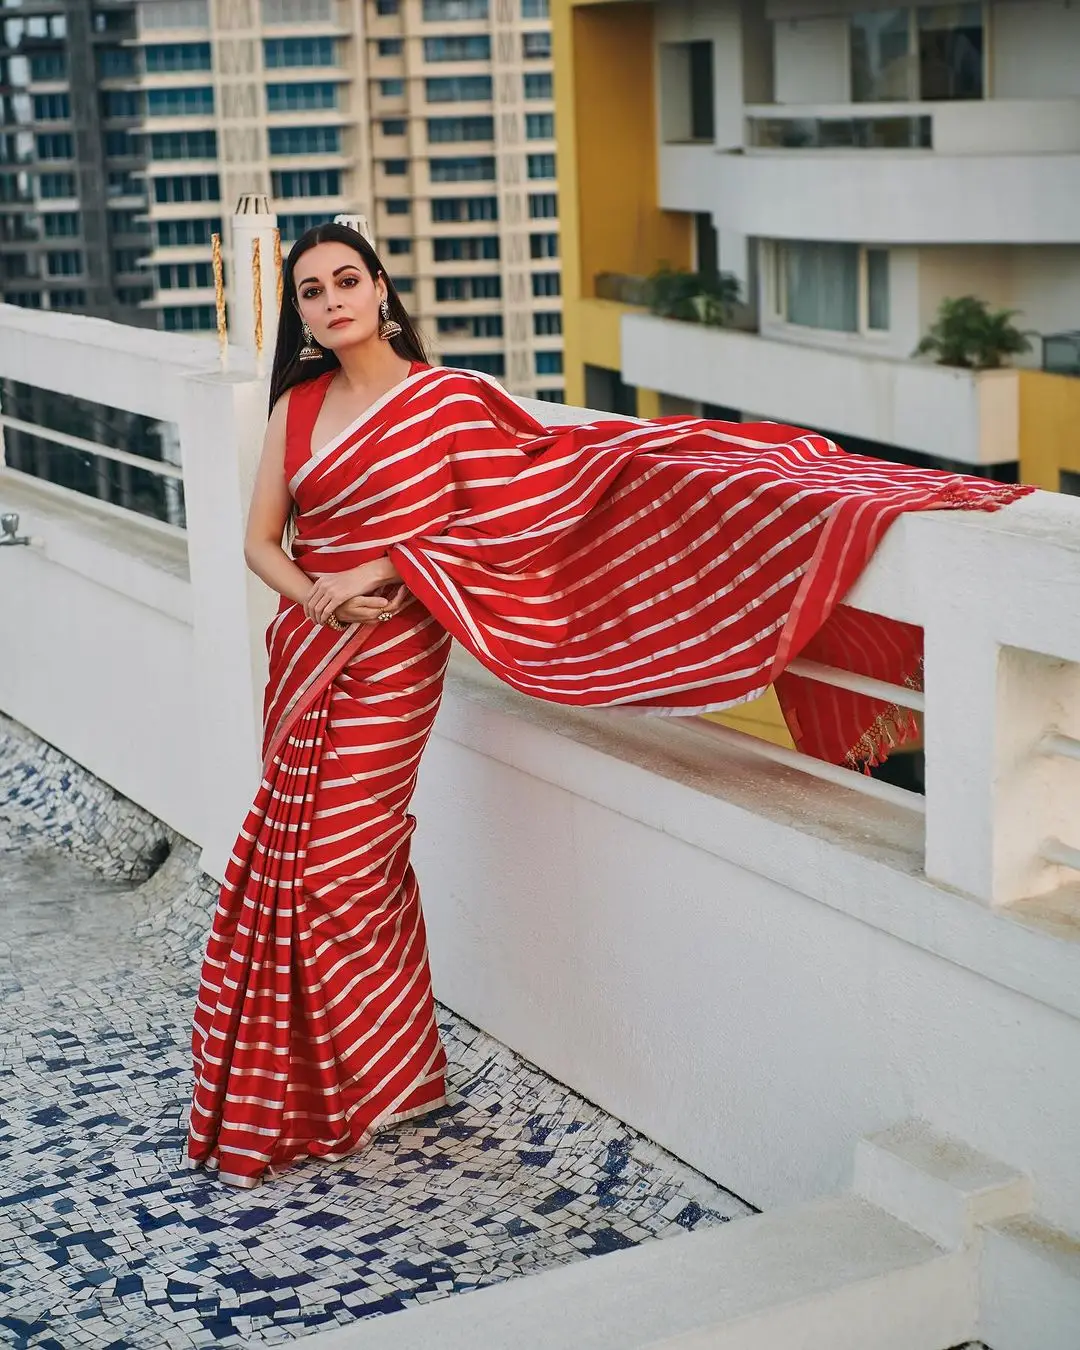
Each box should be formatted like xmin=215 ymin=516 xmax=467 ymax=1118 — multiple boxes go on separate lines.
xmin=189 ymin=363 xmax=1028 ymax=1186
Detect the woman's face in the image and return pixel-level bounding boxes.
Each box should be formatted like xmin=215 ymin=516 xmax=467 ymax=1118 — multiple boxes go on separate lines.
xmin=293 ymin=240 xmax=384 ymax=353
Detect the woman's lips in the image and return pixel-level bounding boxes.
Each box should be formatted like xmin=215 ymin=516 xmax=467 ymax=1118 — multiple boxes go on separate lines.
xmin=327 ymin=317 xmax=352 ymax=329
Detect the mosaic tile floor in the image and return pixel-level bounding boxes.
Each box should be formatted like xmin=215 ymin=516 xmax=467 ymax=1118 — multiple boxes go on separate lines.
xmin=0 ymin=717 xmax=752 ymax=1349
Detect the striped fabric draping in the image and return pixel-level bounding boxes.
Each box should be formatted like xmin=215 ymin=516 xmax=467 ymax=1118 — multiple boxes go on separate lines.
xmin=189 ymin=363 xmax=1030 ymax=1186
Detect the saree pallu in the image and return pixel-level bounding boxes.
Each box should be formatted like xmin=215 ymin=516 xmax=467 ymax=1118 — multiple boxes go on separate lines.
xmin=189 ymin=364 xmax=1030 ymax=1186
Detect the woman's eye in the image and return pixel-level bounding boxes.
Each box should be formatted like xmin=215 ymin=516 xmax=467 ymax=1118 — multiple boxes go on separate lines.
xmin=339 ymin=276 xmax=358 ymax=288
xmin=301 ymin=287 xmax=320 ymax=300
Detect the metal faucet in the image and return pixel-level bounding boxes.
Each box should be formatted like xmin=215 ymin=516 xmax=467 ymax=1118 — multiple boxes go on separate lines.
xmin=0 ymin=512 xmax=33 ymax=547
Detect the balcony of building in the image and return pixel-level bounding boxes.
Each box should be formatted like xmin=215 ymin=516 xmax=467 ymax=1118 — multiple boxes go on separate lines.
xmin=2 ymin=198 xmax=1080 ymax=1349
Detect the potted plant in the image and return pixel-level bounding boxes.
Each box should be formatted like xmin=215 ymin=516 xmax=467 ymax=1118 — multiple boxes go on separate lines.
xmin=646 ymin=267 xmax=742 ymax=328
xmin=914 ymin=296 xmax=1033 ymax=370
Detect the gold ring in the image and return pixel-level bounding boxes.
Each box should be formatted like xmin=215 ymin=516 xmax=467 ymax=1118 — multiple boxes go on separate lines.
xmin=325 ymin=616 xmax=343 ymax=631
xmin=378 ymin=611 xmax=393 ymax=622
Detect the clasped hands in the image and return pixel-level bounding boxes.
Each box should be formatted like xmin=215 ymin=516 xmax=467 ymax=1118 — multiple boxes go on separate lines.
xmin=304 ymin=558 xmax=409 ymax=629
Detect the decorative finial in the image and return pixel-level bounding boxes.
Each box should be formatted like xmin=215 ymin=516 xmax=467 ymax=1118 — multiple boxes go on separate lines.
xmin=334 ymin=213 xmax=373 ymax=244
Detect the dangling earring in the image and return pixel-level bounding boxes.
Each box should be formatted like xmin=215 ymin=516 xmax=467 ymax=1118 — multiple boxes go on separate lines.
xmin=378 ymin=297 xmax=402 ymax=341
xmin=298 ymin=321 xmax=322 ymax=362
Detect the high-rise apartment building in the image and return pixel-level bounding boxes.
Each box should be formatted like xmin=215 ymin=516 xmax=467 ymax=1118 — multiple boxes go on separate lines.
xmin=554 ymin=0 xmax=1080 ymax=483
xmin=0 ymin=0 xmax=153 ymax=321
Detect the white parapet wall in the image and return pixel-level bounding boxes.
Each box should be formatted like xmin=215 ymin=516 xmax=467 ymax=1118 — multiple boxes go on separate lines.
xmin=2 ymin=305 xmax=1080 ymax=1344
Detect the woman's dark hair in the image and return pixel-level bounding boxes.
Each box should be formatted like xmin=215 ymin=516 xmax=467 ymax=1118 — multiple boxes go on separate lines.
xmin=268 ymin=221 xmax=426 ymax=413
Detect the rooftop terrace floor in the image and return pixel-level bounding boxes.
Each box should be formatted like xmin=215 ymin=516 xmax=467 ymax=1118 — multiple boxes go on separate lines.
xmin=0 ymin=718 xmax=751 ymax=1349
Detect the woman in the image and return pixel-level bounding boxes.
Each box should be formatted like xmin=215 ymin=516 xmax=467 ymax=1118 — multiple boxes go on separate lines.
xmin=188 ymin=223 xmax=1027 ymax=1187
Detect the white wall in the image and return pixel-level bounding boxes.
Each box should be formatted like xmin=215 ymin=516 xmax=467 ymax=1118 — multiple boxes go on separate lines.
xmin=656 ymin=0 xmax=744 ymax=149
xmin=992 ymin=1 xmax=1080 ymax=98
xmin=773 ymin=16 xmax=849 ymax=104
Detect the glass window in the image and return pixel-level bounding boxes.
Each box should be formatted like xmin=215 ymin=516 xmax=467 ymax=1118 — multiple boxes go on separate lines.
xmin=379 ymin=78 xmax=406 ymax=96
xmin=33 ymin=93 xmax=71 ymax=120
xmin=156 ymin=216 xmax=222 ymax=247
xmin=427 ymin=115 xmax=494 ymax=142
xmin=435 ymin=274 xmax=501 ymax=300
xmin=529 ymin=231 xmax=558 ymax=258
xmin=163 ymin=305 xmax=216 ymax=331
xmin=386 ymin=237 xmax=412 ymax=253
xmin=531 ymin=271 xmax=560 ymax=297
xmin=29 ymin=52 xmax=67 ymax=79
xmin=423 ymin=35 xmax=491 ymax=61
xmin=866 ymin=248 xmax=890 ymax=330
xmin=381 ymin=158 xmax=408 ymax=175
xmin=105 ymin=130 xmax=137 ymax=157
xmin=395 ymin=277 xmax=414 ymax=292
xmin=522 ymin=31 xmax=551 ymax=59
xmin=431 ymin=195 xmax=498 ymax=221
xmin=38 ymin=173 xmax=76 ymax=198
xmin=918 ymin=4 xmax=983 ymax=100
xmin=50 ymin=288 xmax=87 ymax=307
xmin=528 ymin=191 xmax=557 ymax=218
xmin=46 ymin=249 xmax=82 ymax=276
xmin=36 ymin=134 xmax=74 ymax=160
xmin=783 ymin=241 xmax=859 ymax=332
xmin=376 ymin=0 xmax=399 ymax=12
xmin=149 ymin=130 xmax=218 ymax=159
xmin=526 ymin=153 xmax=555 ymax=179
xmin=153 ymin=174 xmax=221 ymax=203
xmin=535 ymin=350 xmax=562 ymax=375
xmin=533 ymin=311 xmax=561 ymax=336
xmin=101 ymin=90 xmax=140 ymax=118
xmin=271 ymin=169 xmax=342 ymax=196
xmin=525 ymin=112 xmax=554 ymax=139
xmin=382 ymin=118 xmax=407 ymax=134
xmin=534 ymin=388 xmax=564 ymax=403
xmin=851 ymin=9 xmax=914 ymax=102
xmin=423 ymin=0 xmax=488 ymax=17
xmin=263 ymin=36 xmax=336 ymax=67
xmin=277 ymin=212 xmax=325 ymax=240
xmin=385 ymin=198 xmax=410 ymax=213
xmin=443 ymin=353 xmax=505 ymax=377
xmin=42 ymin=211 xmax=79 ymax=237
xmin=266 ymin=81 xmax=338 ymax=111
xmin=110 ymin=209 xmax=149 ymax=235
xmin=524 ymin=72 xmax=553 ymax=100
xmin=113 ymin=248 xmax=144 ymax=273
xmin=146 ymin=86 xmax=214 ymax=117
xmin=521 ymin=0 xmax=548 ymax=15
xmin=144 ymin=42 xmax=212 ymax=72
xmin=433 ymin=235 xmax=499 ymax=260
xmin=436 ymin=314 xmax=503 ymax=337
xmin=426 ymin=75 xmax=492 ymax=101
xmin=97 ymin=47 xmax=135 ymax=76
xmin=430 ymin=154 xmax=496 ymax=182
xmin=156 ymin=261 xmax=214 ymax=288
xmin=269 ymin=125 xmax=342 ymax=154
xmin=377 ymin=37 xmax=403 ymax=55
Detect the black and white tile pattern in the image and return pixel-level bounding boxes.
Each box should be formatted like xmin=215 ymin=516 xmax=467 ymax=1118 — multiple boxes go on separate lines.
xmin=0 ymin=716 xmax=751 ymax=1348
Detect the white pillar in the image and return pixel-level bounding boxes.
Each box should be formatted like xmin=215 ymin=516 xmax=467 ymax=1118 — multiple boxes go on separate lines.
xmin=230 ymin=193 xmax=281 ymax=370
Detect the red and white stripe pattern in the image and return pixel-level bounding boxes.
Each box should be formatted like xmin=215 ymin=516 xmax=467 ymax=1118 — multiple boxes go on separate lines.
xmin=189 ymin=364 xmax=1030 ymax=1185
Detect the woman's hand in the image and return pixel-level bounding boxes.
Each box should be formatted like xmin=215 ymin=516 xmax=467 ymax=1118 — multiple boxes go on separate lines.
xmin=333 ymin=585 xmax=411 ymax=629
xmin=304 ymin=560 xmax=394 ymax=625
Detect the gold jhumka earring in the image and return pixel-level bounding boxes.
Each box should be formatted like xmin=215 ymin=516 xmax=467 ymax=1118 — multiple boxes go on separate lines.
xmin=378 ymin=298 xmax=402 ymax=341
xmin=298 ymin=322 xmax=322 ymax=362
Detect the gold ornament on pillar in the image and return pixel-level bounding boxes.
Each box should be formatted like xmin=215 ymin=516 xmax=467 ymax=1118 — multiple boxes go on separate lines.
xmin=211 ymin=231 xmax=227 ymax=366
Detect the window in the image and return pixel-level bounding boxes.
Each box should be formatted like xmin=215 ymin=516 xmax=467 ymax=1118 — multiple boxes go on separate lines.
xmin=269 ymin=125 xmax=342 ymax=154
xmin=157 ymin=261 xmax=214 ymax=288
xmin=529 ymin=231 xmax=558 ymax=258
xmin=30 ymin=52 xmax=66 ymax=80
xmin=97 ymin=48 xmax=135 ymax=76
xmin=521 ymin=0 xmax=548 ymax=14
xmin=267 ymin=82 xmax=338 ymax=111
xmin=535 ymin=350 xmax=562 ymax=375
xmin=395 ymin=277 xmax=414 ymax=292
xmin=379 ymin=79 xmax=405 ymax=96
xmin=526 ymin=153 xmax=555 ymax=179
xmin=386 ymin=237 xmax=412 ymax=254
xmin=528 ymin=191 xmax=557 ymax=218
xmin=434 ymin=235 xmax=499 ymax=261
xmin=525 ymin=112 xmax=554 ymax=140
xmin=5 ymin=292 xmax=43 ymax=308
xmin=430 ymin=155 xmax=496 ymax=182
xmin=377 ymin=37 xmax=403 ymax=55
xmin=277 ymin=212 xmax=325 ymax=239
xmin=435 ymin=274 xmax=501 ymax=300
xmin=385 ymin=198 xmax=410 ymax=214
xmin=50 ymin=288 xmax=87 ymax=308
xmin=110 ymin=209 xmax=149 ymax=235
xmin=534 ymin=388 xmax=564 ymax=403
xmin=850 ymin=5 xmax=983 ymax=103
xmin=146 ymin=87 xmax=214 ymax=117
xmin=153 ymin=174 xmax=221 ymax=203
xmin=533 ymin=311 xmax=561 ymax=336
xmin=382 ymin=118 xmax=407 ymax=134
xmin=144 ymin=41 xmax=212 ymax=72
xmin=423 ymin=0 xmax=488 ymax=17
xmin=33 ymin=93 xmax=70 ymax=120
xmin=107 ymin=171 xmax=145 ymax=200
xmin=376 ymin=0 xmax=399 ymax=12
xmin=156 ymin=216 xmax=222 ymax=247
xmin=443 ymin=353 xmax=505 ymax=377
xmin=117 ymin=286 xmax=151 ymax=306
xmin=522 ymin=31 xmax=551 ymax=59
xmin=105 ymin=130 xmax=137 ymax=158
xmin=47 ymin=249 xmax=82 ymax=276
xmin=43 ymin=212 xmax=79 ymax=237
xmin=531 ymin=271 xmax=560 ymax=297
xmin=38 ymin=173 xmax=75 ymax=198
xmin=272 ymin=168 xmax=341 ymax=196
xmin=424 ymin=35 xmax=491 ymax=61
xmin=101 ymin=90 xmax=139 ymax=118
xmin=523 ymin=72 xmax=553 ymax=100
xmin=149 ymin=131 xmax=218 ymax=159
xmin=427 ymin=115 xmax=494 ymax=142
xmin=36 ymin=134 xmax=73 ymax=160
xmin=436 ymin=314 xmax=503 ymax=337
xmin=263 ymin=36 xmax=336 ymax=67
xmin=163 ymin=305 xmax=216 ymax=331
xmin=382 ymin=157 xmax=408 ymax=174
xmin=774 ymin=240 xmax=891 ymax=335
xmin=431 ymin=195 xmax=498 ymax=222
xmin=426 ymin=75 xmax=492 ymax=101
xmin=113 ymin=248 xmax=144 ymax=273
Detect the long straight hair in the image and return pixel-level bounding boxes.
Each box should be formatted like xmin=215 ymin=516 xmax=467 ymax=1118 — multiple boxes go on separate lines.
xmin=268 ymin=222 xmax=427 ymax=415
